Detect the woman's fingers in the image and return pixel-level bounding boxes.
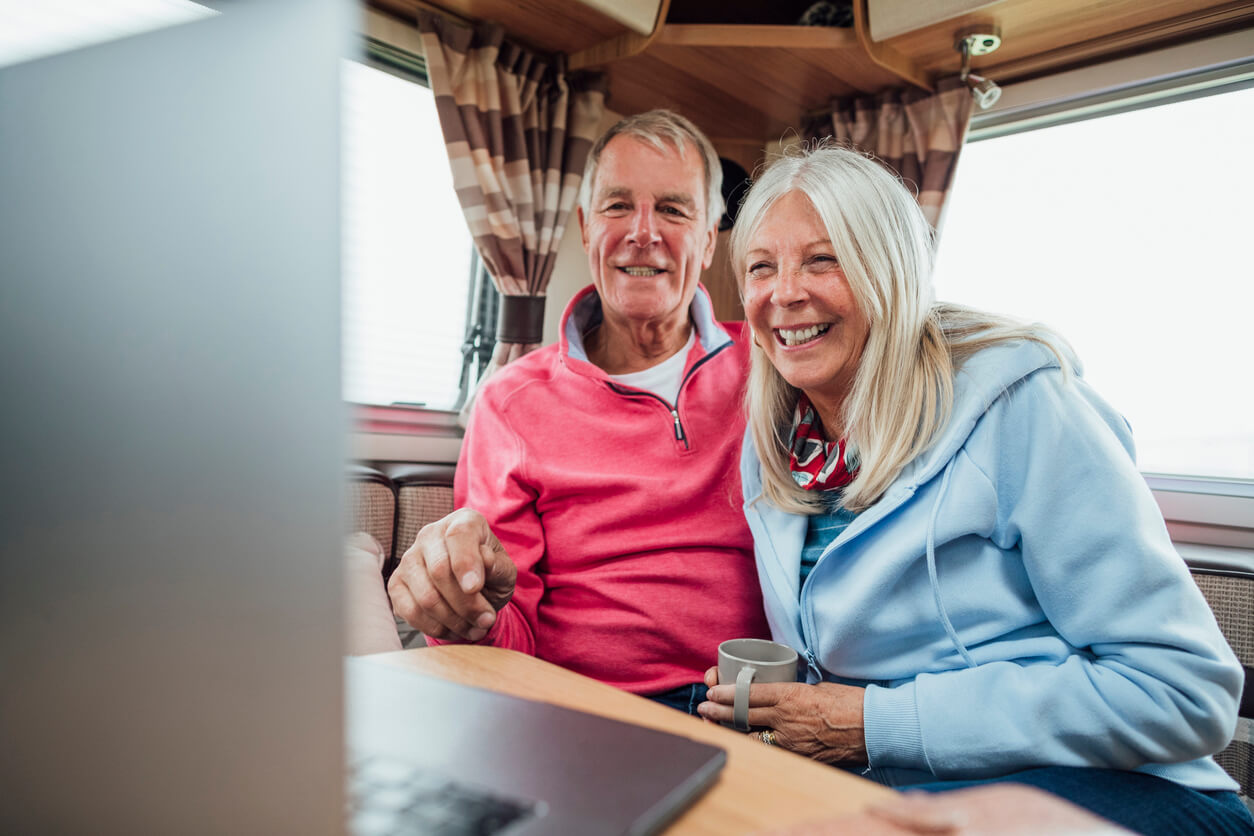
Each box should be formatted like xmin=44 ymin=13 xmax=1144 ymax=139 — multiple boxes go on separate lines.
xmin=702 ymin=681 xmax=794 ymax=707
xmin=696 ymin=682 xmax=792 ymax=725
xmin=697 ymin=682 xmax=869 ymax=764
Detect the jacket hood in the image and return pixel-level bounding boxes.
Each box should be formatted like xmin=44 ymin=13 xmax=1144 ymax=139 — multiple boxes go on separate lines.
xmin=860 ymin=338 xmax=1078 ymax=672
xmin=893 ymin=339 xmax=1077 ymax=492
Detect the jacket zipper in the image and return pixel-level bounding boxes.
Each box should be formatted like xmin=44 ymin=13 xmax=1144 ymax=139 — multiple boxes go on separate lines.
xmin=802 ymin=647 xmax=823 ymax=683
xmin=602 ymin=340 xmax=732 ymax=450
xmin=605 ymin=384 xmax=689 ymax=446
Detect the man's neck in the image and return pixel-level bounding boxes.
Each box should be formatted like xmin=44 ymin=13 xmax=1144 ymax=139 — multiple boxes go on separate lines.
xmin=585 ymin=313 xmax=694 ymax=375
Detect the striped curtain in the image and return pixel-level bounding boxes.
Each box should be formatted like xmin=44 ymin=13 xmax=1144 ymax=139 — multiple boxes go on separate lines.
xmin=416 ymin=11 xmax=606 ymax=381
xmin=806 ymin=77 xmax=972 ymax=230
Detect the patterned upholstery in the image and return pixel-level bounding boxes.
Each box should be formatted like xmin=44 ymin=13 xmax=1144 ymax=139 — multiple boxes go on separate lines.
xmin=388 ymin=463 xmax=457 ymax=572
xmin=344 ymin=463 xmax=457 ymax=650
xmin=1189 ymin=561 xmax=1254 ymax=807
xmin=345 ymin=464 xmax=396 ymax=562
xmin=383 ymin=464 xmax=457 ymax=651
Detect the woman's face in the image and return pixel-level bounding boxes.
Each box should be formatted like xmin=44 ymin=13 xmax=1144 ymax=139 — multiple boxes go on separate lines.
xmin=742 ymin=190 xmax=870 ymax=430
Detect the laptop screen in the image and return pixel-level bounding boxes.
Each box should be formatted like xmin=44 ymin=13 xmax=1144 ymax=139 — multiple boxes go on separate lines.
xmin=0 ymin=1 xmax=349 ymax=831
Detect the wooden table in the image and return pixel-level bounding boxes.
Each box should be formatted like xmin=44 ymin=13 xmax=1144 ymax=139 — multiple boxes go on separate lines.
xmin=372 ymin=645 xmax=894 ymax=835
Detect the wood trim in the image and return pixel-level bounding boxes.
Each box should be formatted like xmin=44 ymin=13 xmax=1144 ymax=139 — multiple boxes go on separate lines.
xmin=370 ymin=0 xmax=629 ymax=57
xmin=853 ymin=0 xmax=934 ymax=91
xmin=986 ymin=1 xmax=1254 ymax=82
xmin=568 ymin=0 xmax=671 ymax=69
xmin=657 ymin=24 xmax=861 ymax=50
xmin=368 ymin=0 xmax=470 ymax=27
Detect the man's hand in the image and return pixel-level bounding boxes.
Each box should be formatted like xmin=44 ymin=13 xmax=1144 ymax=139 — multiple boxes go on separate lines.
xmin=387 ymin=508 xmax=517 ymax=642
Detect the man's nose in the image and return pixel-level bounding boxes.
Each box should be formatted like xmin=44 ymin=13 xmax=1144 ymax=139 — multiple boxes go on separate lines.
xmin=626 ymin=205 xmax=661 ymax=246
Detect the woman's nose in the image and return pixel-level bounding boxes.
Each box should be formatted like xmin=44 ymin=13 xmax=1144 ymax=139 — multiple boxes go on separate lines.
xmin=626 ymin=206 xmax=661 ymax=246
xmin=771 ymin=269 xmax=807 ymax=307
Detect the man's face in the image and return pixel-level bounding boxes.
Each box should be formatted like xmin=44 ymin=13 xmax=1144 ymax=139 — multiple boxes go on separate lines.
xmin=578 ymin=135 xmax=717 ymax=330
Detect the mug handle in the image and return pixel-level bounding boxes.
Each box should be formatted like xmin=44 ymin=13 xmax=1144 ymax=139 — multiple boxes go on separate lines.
xmin=734 ymin=665 xmax=756 ymax=731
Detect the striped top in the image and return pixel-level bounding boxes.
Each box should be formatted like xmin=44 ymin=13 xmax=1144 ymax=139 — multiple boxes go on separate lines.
xmin=800 ymin=499 xmax=859 ymax=594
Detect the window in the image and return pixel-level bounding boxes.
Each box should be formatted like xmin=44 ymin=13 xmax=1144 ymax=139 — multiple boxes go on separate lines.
xmin=934 ymin=83 xmax=1254 ymax=482
xmin=341 ymin=59 xmax=485 ymax=411
xmin=0 ymin=0 xmax=216 ymax=69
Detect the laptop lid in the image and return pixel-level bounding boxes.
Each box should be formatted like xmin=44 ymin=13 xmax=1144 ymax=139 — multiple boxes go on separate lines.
xmin=0 ymin=2 xmax=348 ymax=832
xmin=346 ymin=658 xmax=727 ymax=836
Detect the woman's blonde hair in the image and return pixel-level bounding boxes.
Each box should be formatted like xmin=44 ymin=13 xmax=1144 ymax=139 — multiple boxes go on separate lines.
xmin=731 ymin=144 xmax=1071 ymax=514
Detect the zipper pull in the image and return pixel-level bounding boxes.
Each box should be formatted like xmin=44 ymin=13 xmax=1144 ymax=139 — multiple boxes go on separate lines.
xmin=671 ymin=409 xmax=686 ymax=443
xmin=803 ymin=649 xmax=823 ymax=684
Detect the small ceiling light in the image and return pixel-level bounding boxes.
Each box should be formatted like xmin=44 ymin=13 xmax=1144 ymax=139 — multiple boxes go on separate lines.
xmin=956 ymin=27 xmax=1003 ymax=110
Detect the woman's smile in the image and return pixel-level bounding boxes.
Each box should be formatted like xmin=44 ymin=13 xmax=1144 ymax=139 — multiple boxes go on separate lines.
xmin=774 ymin=322 xmax=832 ymax=347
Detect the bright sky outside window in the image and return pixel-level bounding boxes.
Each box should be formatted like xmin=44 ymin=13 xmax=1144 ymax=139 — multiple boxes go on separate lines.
xmin=934 ymin=85 xmax=1254 ymax=480
xmin=341 ymin=61 xmax=474 ymax=409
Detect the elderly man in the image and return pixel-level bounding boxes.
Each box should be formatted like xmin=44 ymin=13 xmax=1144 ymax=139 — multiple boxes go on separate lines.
xmin=388 ymin=110 xmax=767 ymax=713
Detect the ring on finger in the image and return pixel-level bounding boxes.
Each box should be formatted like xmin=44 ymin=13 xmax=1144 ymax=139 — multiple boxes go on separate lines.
xmin=759 ymin=729 xmax=776 ymax=747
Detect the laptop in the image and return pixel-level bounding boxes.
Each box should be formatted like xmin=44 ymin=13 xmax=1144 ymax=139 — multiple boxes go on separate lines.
xmin=0 ymin=2 xmax=722 ymax=833
xmin=347 ymin=659 xmax=726 ymax=835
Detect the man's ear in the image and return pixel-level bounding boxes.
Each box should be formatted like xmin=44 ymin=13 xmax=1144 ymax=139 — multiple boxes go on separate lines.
xmin=701 ymin=224 xmax=718 ymax=270
xmin=577 ymin=206 xmax=589 ymax=251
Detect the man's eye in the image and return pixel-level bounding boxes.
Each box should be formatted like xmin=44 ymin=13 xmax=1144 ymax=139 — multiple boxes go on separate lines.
xmin=661 ymin=206 xmax=685 ymax=216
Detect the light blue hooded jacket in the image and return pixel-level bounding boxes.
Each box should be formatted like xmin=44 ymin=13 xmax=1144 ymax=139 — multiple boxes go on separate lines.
xmin=741 ymin=339 xmax=1241 ymax=791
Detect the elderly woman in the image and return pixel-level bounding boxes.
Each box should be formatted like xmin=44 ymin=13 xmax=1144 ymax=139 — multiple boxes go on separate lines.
xmin=697 ymin=146 xmax=1250 ymax=834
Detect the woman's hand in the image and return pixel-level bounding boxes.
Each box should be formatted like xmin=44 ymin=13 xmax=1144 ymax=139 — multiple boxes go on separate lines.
xmin=697 ymin=666 xmax=868 ymax=764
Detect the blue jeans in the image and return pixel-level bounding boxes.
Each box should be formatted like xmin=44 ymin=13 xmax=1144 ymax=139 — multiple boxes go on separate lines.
xmin=645 ymin=682 xmax=705 ymax=715
xmin=901 ymin=766 xmax=1252 ymax=835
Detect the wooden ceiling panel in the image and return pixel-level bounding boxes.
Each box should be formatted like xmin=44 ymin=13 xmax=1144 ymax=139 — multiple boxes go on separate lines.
xmin=656 ymin=24 xmax=900 ymax=95
xmin=604 ymin=44 xmax=901 ymax=143
xmin=372 ymin=0 xmax=1254 ymax=144
xmin=786 ymin=42 xmax=910 ymax=93
xmin=640 ymin=44 xmax=821 ymax=128
xmin=605 ymin=58 xmax=780 ymax=140
xmin=370 ymin=0 xmax=629 ymax=55
xmin=599 ymin=24 xmax=905 ymax=142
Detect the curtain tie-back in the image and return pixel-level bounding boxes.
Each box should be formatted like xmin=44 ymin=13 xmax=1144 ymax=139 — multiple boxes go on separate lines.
xmin=497 ymin=295 xmax=547 ymax=344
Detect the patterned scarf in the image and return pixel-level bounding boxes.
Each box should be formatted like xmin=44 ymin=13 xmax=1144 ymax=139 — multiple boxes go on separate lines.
xmin=788 ymin=393 xmax=859 ymax=491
